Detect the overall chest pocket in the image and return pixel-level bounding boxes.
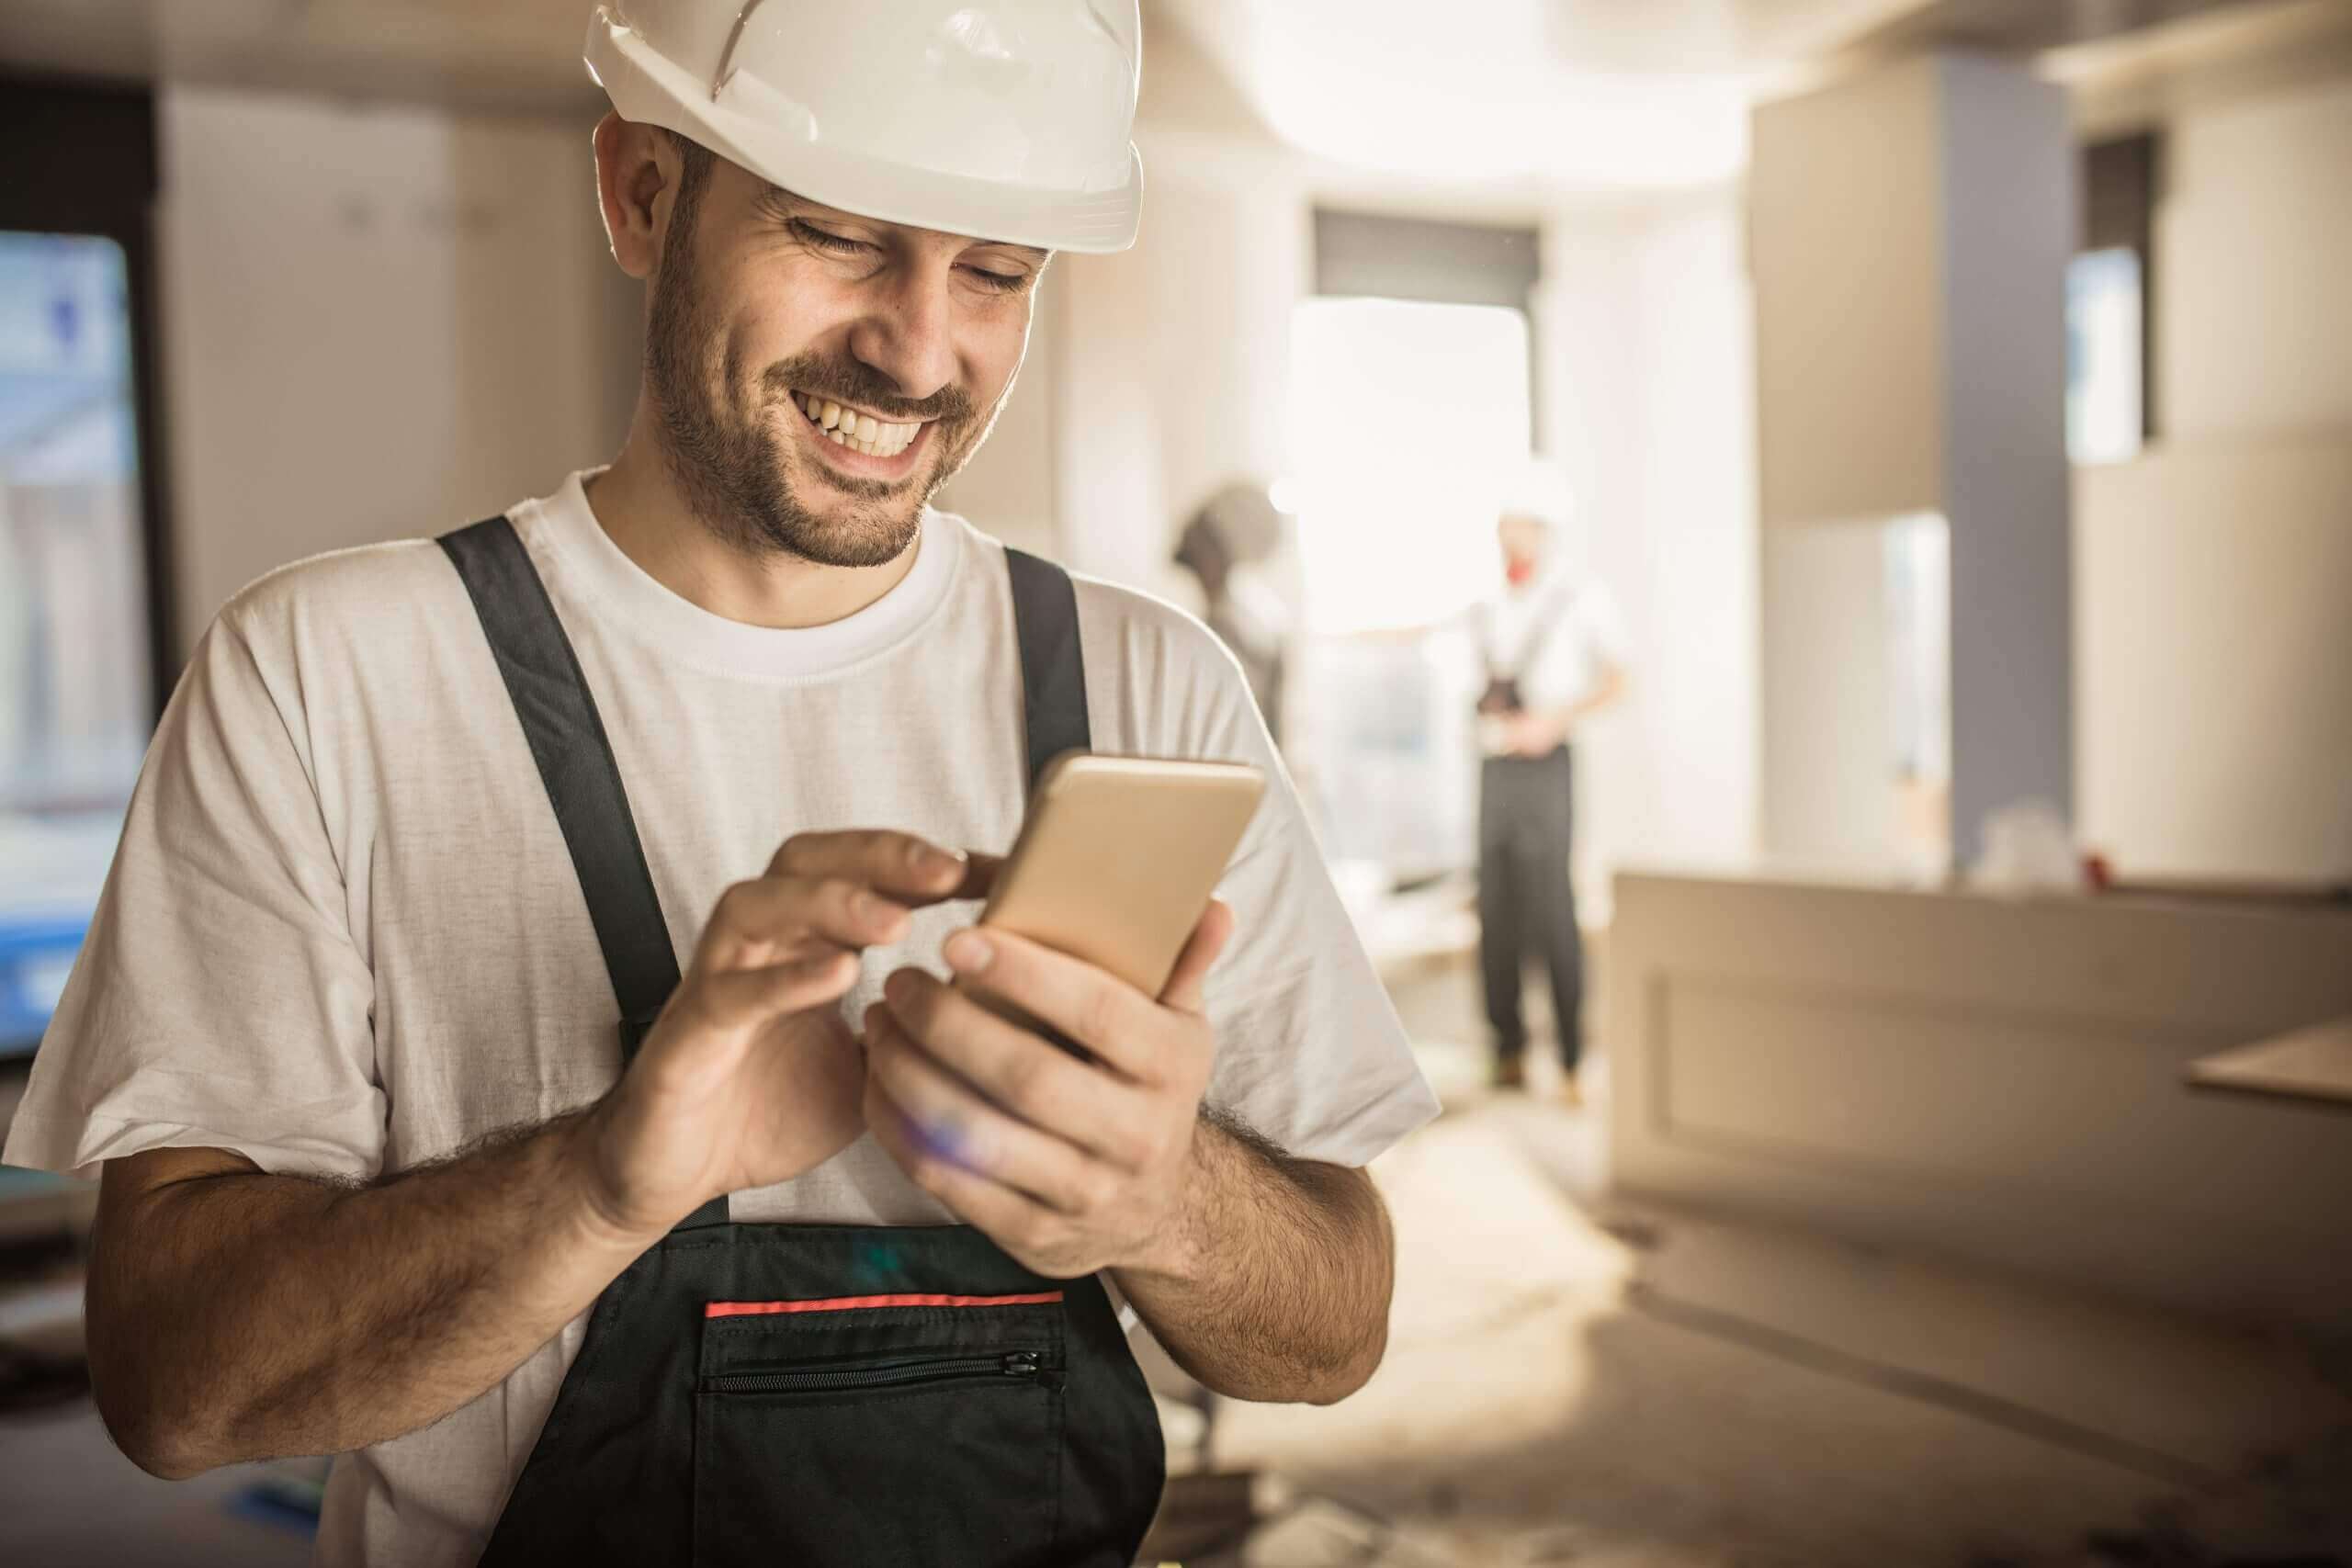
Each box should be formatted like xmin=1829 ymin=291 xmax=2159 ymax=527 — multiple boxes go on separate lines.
xmin=691 ymin=1292 xmax=1069 ymax=1568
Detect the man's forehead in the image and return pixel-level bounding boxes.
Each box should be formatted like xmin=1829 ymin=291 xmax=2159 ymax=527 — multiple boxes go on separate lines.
xmin=764 ymin=185 xmax=1051 ymax=261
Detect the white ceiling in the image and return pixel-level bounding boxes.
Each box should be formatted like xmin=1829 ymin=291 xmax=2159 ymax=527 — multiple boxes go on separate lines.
xmin=1142 ymin=0 xmax=1905 ymax=191
xmin=0 ymin=0 xmax=1942 ymax=109
xmin=2 ymin=0 xmax=2343 ymax=191
xmin=0 ymin=0 xmax=604 ymax=114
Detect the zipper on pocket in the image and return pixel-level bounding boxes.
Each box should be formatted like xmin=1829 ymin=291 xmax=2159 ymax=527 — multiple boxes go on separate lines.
xmin=706 ymin=1349 xmax=1047 ymax=1396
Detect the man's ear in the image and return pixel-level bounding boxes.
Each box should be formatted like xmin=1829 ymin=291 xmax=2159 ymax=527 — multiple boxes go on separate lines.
xmin=593 ymin=112 xmax=679 ymax=281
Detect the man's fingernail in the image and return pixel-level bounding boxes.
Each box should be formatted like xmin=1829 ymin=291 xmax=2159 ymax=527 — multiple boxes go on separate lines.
xmin=944 ymin=932 xmax=992 ymax=974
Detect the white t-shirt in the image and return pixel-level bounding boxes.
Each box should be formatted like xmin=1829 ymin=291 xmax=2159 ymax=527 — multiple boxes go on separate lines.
xmin=4 ymin=469 xmax=1439 ymax=1568
xmin=1477 ymin=568 xmax=1629 ymax=727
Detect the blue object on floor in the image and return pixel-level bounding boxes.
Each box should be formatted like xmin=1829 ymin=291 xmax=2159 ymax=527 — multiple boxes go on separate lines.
xmin=0 ymin=913 xmax=89 ymax=1058
xmin=226 ymin=1475 xmax=323 ymax=1538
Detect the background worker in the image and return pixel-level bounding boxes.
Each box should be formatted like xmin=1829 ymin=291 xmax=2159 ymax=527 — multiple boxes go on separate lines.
xmin=1473 ymin=489 xmax=1628 ymax=1103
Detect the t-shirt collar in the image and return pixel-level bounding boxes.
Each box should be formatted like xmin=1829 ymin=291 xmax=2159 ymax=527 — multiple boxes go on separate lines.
xmin=526 ymin=467 xmax=963 ymax=683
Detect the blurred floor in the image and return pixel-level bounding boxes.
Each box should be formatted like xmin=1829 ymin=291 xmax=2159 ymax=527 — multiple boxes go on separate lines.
xmin=1200 ymin=1094 xmax=2351 ymax=1567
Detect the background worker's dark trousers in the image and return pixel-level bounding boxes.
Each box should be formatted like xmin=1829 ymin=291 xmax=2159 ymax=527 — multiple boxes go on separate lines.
xmin=1476 ymin=745 xmax=1584 ymax=1073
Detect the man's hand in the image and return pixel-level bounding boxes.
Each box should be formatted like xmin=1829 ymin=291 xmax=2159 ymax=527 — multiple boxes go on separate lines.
xmin=578 ymin=830 xmax=989 ymax=1240
xmin=862 ymin=901 xmax=1236 ymax=1280
xmin=1504 ymin=711 xmax=1566 ymax=756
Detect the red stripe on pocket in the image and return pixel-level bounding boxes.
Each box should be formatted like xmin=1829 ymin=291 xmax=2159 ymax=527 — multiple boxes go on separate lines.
xmin=705 ymin=1291 xmax=1065 ymax=1319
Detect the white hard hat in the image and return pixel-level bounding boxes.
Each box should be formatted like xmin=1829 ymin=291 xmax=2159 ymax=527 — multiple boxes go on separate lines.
xmin=1499 ymin=456 xmax=1573 ymax=529
xmin=584 ymin=0 xmax=1145 ymax=254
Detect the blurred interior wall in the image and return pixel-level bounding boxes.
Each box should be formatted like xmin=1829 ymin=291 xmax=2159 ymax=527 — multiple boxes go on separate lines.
xmin=2075 ymin=440 xmax=2352 ymax=881
xmin=158 ymin=85 xmax=640 ymax=660
xmin=1538 ymin=197 xmax=1760 ymax=906
xmin=2154 ymin=74 xmax=2352 ymax=439
xmin=1049 ymin=149 xmax=1306 ymax=606
xmin=2073 ymin=72 xmax=2352 ymax=880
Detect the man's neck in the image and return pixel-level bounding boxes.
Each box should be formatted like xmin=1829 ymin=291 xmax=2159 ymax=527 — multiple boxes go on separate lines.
xmin=585 ymin=412 xmax=919 ymax=632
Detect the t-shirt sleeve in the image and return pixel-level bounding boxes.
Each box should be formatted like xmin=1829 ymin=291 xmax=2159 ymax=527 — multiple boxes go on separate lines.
xmin=1148 ymin=623 xmax=1441 ymax=1169
xmin=0 ymin=609 xmax=384 ymax=1184
xmin=1579 ymin=580 xmax=1631 ymax=671
xmin=1524 ymin=579 xmax=1630 ymax=713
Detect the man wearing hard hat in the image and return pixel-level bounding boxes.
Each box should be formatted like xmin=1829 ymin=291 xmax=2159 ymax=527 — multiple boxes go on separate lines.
xmin=1 ymin=5 xmax=1438 ymax=1565
xmin=1474 ymin=473 xmax=1628 ymax=1106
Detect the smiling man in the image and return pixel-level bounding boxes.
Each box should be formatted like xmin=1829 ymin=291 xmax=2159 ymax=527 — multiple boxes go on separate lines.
xmin=0 ymin=4 xmax=1441 ymax=1567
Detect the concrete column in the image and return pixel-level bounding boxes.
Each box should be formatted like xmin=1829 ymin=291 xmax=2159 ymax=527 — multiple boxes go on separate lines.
xmin=1751 ymin=54 xmax=2075 ymax=870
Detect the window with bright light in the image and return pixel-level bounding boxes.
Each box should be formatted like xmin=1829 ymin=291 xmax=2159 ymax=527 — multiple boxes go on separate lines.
xmin=2067 ymin=246 xmax=2143 ymax=466
xmin=2 ymin=231 xmax=153 ymax=1055
xmin=1289 ymin=298 xmax=1531 ymax=631
xmin=1287 ymin=297 xmax=1532 ymax=876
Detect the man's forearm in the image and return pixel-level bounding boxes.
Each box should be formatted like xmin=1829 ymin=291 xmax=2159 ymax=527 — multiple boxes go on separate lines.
xmin=88 ymin=1107 xmax=652 ymax=1478
xmin=1113 ymin=1112 xmax=1395 ymax=1405
xmin=1533 ymin=664 xmax=1628 ymax=739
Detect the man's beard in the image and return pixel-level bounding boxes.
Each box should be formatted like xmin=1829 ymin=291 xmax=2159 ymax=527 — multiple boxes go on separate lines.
xmin=643 ymin=224 xmax=1001 ymax=569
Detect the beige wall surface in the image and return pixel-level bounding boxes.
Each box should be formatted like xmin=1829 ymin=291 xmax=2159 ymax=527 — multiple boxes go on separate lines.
xmin=2075 ymin=440 xmax=2352 ymax=881
xmin=1749 ymin=57 xmax=1946 ymax=530
xmin=1759 ymin=524 xmax=1897 ymax=866
xmin=2155 ymin=74 xmax=2352 ymax=442
xmin=161 ymin=86 xmax=639 ymax=660
xmin=2063 ymin=71 xmax=2352 ymax=881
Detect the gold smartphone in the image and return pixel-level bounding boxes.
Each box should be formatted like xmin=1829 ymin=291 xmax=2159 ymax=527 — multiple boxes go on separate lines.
xmin=970 ymin=753 xmax=1266 ymax=1021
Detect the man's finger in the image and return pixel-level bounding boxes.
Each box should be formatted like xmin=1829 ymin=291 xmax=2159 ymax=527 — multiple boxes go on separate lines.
xmin=876 ymin=970 xmax=1130 ymax=1161
xmin=940 ymin=929 xmax=1169 ymax=1083
xmin=699 ymin=874 xmax=908 ymax=967
xmin=865 ymin=1088 xmax=1058 ymax=1256
xmin=1158 ymin=898 xmax=1235 ymax=1015
xmin=864 ymin=1008 xmax=1095 ymax=1213
xmin=695 ymin=948 xmax=860 ymax=1031
xmin=768 ymin=829 xmax=975 ymax=903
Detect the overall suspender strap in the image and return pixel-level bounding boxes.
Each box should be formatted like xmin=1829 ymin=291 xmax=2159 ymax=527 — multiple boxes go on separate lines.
xmin=441 ymin=517 xmax=1091 ymax=1228
xmin=438 ymin=517 xmax=683 ymax=1029
xmin=1004 ymin=545 xmax=1091 ymax=781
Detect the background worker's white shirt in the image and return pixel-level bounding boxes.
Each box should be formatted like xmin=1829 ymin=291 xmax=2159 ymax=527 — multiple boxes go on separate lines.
xmin=1477 ymin=566 xmax=1630 ymax=719
xmin=4 ymin=469 xmax=1438 ymax=1568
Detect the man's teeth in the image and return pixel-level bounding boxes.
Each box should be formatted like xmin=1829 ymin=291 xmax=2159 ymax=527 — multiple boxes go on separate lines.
xmin=794 ymin=392 xmax=921 ymax=457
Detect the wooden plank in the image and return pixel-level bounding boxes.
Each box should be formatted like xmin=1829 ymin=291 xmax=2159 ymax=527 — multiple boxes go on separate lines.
xmin=2188 ymin=1016 xmax=2352 ymax=1111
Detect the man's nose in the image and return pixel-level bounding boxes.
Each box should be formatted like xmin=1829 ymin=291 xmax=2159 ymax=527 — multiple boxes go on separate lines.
xmin=845 ymin=269 xmax=958 ymax=408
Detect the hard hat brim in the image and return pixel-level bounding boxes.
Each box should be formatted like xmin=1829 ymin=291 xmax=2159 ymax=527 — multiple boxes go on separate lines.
xmin=587 ymin=15 xmax=1142 ymax=255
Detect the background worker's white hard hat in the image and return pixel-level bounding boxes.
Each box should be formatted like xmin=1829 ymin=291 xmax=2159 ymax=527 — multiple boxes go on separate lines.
xmin=584 ymin=0 xmax=1145 ymax=254
xmin=1500 ymin=456 xmax=1574 ymax=531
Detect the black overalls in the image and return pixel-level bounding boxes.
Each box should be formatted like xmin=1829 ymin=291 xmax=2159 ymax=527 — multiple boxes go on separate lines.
xmin=1475 ymin=589 xmax=1586 ymax=1074
xmin=436 ymin=517 xmax=1165 ymax=1568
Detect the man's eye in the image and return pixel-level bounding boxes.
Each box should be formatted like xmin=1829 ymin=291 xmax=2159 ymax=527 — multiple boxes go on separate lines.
xmin=792 ymin=221 xmax=873 ymax=255
xmin=965 ymin=267 xmax=1030 ymax=294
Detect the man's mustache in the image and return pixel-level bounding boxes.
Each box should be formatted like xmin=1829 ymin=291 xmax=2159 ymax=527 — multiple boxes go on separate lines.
xmin=763 ymin=355 xmax=977 ymax=425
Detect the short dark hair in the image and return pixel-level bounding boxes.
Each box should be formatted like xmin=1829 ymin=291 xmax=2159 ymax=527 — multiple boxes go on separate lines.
xmin=662 ymin=127 xmax=716 ymax=207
